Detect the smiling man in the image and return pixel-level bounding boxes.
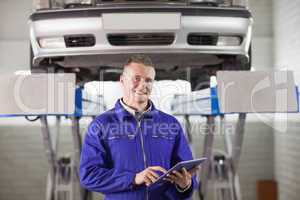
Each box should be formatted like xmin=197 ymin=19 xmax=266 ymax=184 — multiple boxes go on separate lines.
xmin=79 ymin=55 xmax=198 ymax=200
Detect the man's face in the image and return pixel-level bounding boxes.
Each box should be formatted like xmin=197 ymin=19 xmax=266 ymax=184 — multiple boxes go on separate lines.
xmin=120 ymin=62 xmax=155 ymax=104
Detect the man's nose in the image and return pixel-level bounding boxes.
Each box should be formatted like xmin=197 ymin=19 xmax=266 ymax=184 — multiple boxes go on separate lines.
xmin=137 ymin=80 xmax=146 ymax=88
xmin=137 ymin=79 xmax=150 ymax=89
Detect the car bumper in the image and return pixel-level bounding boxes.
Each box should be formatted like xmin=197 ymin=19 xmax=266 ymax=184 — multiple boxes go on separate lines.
xmin=29 ymin=6 xmax=252 ymax=67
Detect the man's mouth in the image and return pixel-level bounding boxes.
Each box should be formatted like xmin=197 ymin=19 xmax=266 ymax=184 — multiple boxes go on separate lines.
xmin=135 ymin=91 xmax=147 ymax=95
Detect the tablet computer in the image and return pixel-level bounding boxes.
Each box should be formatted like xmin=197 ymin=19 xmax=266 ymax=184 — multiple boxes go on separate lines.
xmin=152 ymin=157 xmax=207 ymax=186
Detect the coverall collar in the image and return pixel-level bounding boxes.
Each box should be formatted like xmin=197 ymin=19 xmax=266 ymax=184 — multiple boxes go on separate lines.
xmin=120 ymin=98 xmax=152 ymax=116
xmin=115 ymin=99 xmax=158 ymax=122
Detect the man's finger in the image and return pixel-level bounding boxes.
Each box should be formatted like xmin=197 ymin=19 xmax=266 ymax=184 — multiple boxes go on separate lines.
xmin=146 ymin=172 xmax=157 ymax=183
xmin=183 ymin=168 xmax=192 ymax=178
xmin=189 ymin=166 xmax=200 ymax=176
xmin=182 ymin=168 xmax=190 ymax=177
xmin=163 ymin=177 xmax=174 ymax=183
xmin=144 ymin=175 xmax=152 ymax=186
xmin=172 ymin=170 xmax=183 ymax=179
xmin=167 ymin=174 xmax=178 ymax=181
xmin=147 ymin=169 xmax=160 ymax=179
xmin=149 ymin=166 xmax=167 ymax=174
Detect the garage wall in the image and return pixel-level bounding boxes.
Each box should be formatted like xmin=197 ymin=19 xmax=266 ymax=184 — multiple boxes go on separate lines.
xmin=0 ymin=0 xmax=32 ymax=73
xmin=273 ymin=0 xmax=300 ymax=199
xmin=273 ymin=0 xmax=300 ymax=79
xmin=0 ymin=1 xmax=275 ymax=200
xmin=0 ymin=125 xmax=48 ymax=200
xmin=249 ymin=0 xmax=273 ymax=70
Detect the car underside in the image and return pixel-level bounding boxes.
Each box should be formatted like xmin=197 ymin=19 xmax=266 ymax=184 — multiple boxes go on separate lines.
xmin=29 ymin=0 xmax=252 ymax=90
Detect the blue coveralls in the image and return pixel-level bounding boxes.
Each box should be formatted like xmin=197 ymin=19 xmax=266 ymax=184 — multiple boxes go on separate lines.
xmin=79 ymin=100 xmax=197 ymax=200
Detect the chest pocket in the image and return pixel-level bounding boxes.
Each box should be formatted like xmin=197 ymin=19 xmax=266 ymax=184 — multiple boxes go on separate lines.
xmin=105 ymin=132 xmax=138 ymax=167
xmin=151 ymin=132 xmax=176 ymax=140
xmin=106 ymin=131 xmax=137 ymax=146
xmin=107 ymin=133 xmax=136 ymax=140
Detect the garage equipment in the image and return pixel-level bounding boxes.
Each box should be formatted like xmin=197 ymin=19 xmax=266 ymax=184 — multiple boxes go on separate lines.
xmin=171 ymin=71 xmax=298 ymax=200
xmin=0 ymin=74 xmax=106 ymax=200
xmin=0 ymin=70 xmax=298 ymax=200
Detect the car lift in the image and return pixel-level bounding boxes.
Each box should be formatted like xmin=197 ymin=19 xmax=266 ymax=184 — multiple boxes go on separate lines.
xmin=38 ymin=87 xmax=106 ymax=200
xmin=173 ymin=113 xmax=245 ymax=200
xmin=170 ymin=70 xmax=298 ymax=200
xmin=0 ymin=71 xmax=298 ymax=200
xmin=171 ymin=91 xmax=245 ymax=200
xmin=40 ymin=115 xmax=84 ymax=200
xmin=0 ymin=74 xmax=104 ymax=200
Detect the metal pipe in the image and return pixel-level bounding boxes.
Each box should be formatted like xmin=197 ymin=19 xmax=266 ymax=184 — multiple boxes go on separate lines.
xmin=231 ymin=113 xmax=246 ymax=171
xmin=184 ymin=115 xmax=193 ymax=144
xmin=199 ymin=115 xmax=215 ymax=200
xmin=40 ymin=116 xmax=56 ymax=200
xmin=71 ymin=117 xmax=82 ymax=167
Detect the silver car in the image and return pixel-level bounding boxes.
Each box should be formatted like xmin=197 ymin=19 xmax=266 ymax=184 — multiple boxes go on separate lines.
xmin=29 ymin=0 xmax=252 ymax=89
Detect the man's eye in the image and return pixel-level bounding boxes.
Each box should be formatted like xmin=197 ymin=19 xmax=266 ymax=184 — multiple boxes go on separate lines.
xmin=145 ymin=78 xmax=153 ymax=83
xmin=133 ymin=77 xmax=141 ymax=82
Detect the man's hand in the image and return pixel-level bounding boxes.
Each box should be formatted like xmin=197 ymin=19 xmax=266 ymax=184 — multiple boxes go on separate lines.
xmin=134 ymin=166 xmax=167 ymax=186
xmin=165 ymin=167 xmax=199 ymax=189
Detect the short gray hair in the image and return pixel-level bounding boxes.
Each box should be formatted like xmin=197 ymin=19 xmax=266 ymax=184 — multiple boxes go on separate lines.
xmin=124 ymin=55 xmax=154 ymax=68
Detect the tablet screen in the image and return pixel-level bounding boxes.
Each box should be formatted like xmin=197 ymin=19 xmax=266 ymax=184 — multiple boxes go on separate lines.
xmin=152 ymin=157 xmax=207 ymax=186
